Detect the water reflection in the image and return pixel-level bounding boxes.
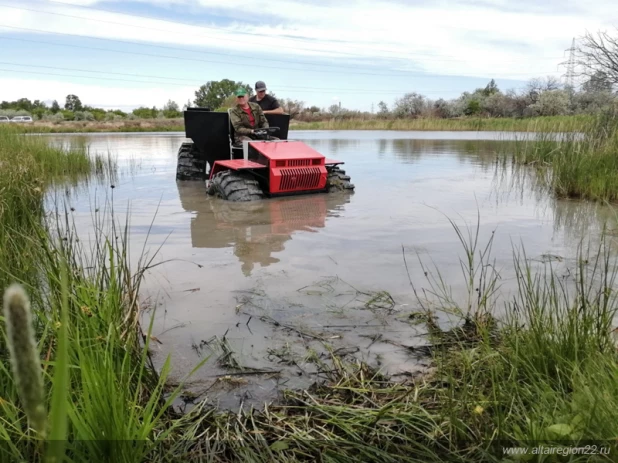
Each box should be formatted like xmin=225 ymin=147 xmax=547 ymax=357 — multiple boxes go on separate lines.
xmin=389 ymin=139 xmax=504 ymax=168
xmin=176 ymin=182 xmax=353 ymax=276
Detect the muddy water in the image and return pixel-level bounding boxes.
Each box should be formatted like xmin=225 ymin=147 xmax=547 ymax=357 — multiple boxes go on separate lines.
xmin=43 ymin=130 xmax=615 ymax=410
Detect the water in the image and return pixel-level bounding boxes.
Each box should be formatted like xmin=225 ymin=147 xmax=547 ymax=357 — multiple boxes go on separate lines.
xmin=43 ymin=130 xmax=616 ymax=410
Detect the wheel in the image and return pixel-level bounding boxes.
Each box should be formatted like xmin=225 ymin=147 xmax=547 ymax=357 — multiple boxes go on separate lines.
xmin=176 ymin=143 xmax=207 ymax=180
xmin=207 ymin=170 xmax=264 ymax=202
xmin=326 ymin=166 xmax=355 ymax=192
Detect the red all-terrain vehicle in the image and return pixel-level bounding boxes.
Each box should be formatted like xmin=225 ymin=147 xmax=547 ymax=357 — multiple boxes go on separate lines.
xmin=176 ymin=108 xmax=354 ymax=201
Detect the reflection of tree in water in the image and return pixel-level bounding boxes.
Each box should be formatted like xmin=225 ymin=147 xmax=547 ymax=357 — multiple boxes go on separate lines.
xmin=551 ymin=198 xmax=618 ymax=246
xmin=176 ymin=181 xmax=352 ymax=276
xmin=487 ymin=159 xmax=618 ymax=248
xmin=378 ymin=139 xmax=387 ymax=156
xmin=294 ymin=139 xmax=364 ymax=156
xmin=390 ymin=139 xmax=502 ymax=169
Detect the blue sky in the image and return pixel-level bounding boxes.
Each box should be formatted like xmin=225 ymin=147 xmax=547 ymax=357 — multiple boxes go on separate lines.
xmin=0 ymin=0 xmax=612 ymax=112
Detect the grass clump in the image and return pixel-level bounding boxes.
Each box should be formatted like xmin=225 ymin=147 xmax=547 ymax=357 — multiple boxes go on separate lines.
xmin=161 ymin=219 xmax=618 ymax=462
xmin=510 ymin=109 xmax=618 ymax=201
xmin=0 ymin=125 xmax=204 ymax=461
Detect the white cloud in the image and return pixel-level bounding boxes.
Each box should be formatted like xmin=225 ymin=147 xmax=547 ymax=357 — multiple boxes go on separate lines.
xmin=0 ymin=0 xmax=609 ymax=79
xmin=0 ymin=0 xmax=616 ymax=109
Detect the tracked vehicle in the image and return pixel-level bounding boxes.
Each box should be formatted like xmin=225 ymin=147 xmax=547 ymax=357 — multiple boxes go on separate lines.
xmin=176 ymin=108 xmax=354 ymax=201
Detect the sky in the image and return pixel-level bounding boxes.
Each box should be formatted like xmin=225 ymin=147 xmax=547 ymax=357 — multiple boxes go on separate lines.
xmin=0 ymin=0 xmax=614 ymax=112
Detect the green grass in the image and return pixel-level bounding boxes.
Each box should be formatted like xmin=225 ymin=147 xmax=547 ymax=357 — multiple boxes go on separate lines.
xmin=508 ymin=110 xmax=618 ymax=201
xmin=0 ymin=126 xmax=205 ymax=461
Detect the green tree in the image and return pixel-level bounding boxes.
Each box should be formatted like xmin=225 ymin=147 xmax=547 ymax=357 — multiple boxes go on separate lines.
xmin=582 ymin=71 xmax=613 ymax=93
xmin=32 ymin=108 xmax=46 ymax=120
xmin=64 ymin=94 xmax=83 ymax=111
xmin=464 ymin=99 xmax=481 ymax=115
xmin=60 ymin=110 xmax=75 ymax=121
xmin=393 ymin=92 xmax=427 ymax=118
xmin=193 ymin=79 xmax=251 ymax=109
xmin=214 ymin=94 xmax=238 ymax=111
xmin=377 ymin=101 xmax=390 ymax=118
xmin=132 ymin=107 xmax=157 ymax=119
xmin=15 ymin=98 xmax=33 ymax=111
xmin=482 ymin=79 xmax=500 ymax=96
xmin=51 ymin=100 xmax=60 ymax=114
xmin=162 ymin=100 xmax=181 ymax=118
xmin=32 ymin=100 xmax=47 ymax=110
xmin=279 ymin=99 xmax=305 ymax=119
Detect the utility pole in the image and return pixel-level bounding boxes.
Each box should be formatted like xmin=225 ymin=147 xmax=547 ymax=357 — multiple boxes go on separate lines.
xmin=565 ymin=37 xmax=576 ymax=91
xmin=564 ymin=37 xmax=576 ymax=109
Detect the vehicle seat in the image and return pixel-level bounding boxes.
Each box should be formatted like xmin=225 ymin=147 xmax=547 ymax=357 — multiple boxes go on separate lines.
xmin=227 ymin=109 xmax=244 ymax=160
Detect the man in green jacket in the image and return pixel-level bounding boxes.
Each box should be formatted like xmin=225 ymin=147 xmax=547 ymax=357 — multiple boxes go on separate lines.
xmin=229 ymin=87 xmax=278 ymax=146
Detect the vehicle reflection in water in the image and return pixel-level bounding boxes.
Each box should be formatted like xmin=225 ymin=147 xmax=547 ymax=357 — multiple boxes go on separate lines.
xmin=176 ymin=181 xmax=353 ymax=276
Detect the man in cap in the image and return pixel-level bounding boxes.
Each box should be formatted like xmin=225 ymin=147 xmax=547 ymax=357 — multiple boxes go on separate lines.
xmin=249 ymin=81 xmax=284 ymax=114
xmin=229 ymin=87 xmax=278 ymax=145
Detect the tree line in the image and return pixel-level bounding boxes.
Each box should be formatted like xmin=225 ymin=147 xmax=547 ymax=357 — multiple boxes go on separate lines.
xmin=0 ymin=94 xmax=184 ymax=122
xmin=3 ymin=28 xmax=618 ymax=123
xmin=1 ymin=74 xmax=613 ymax=123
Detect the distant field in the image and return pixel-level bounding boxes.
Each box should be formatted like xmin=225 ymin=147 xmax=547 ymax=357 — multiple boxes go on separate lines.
xmin=13 ymin=118 xmax=184 ymax=133
xmin=290 ymin=115 xmax=593 ymax=132
xmin=10 ymin=115 xmax=592 ymax=133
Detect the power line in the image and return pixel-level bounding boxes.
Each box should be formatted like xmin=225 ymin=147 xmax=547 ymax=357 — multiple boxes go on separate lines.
xmin=43 ymin=0 xmax=459 ymax=60
xmin=3 ymin=2 xmax=410 ymax=61
xmin=0 ymin=3 xmax=565 ymax=65
xmin=0 ymin=61 xmax=531 ymax=92
xmin=0 ymin=32 xmax=561 ymax=80
xmin=0 ymin=65 xmax=529 ymax=95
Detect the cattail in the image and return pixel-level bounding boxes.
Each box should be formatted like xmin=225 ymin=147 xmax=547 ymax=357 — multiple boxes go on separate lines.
xmin=3 ymin=284 xmax=46 ymax=436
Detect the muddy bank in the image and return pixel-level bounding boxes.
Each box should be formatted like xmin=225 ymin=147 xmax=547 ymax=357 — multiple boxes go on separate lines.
xmin=155 ymin=275 xmax=434 ymax=411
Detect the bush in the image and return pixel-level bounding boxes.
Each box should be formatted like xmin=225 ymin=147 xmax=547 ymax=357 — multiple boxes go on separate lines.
xmin=529 ymin=90 xmax=570 ymax=116
xmin=60 ymin=110 xmax=75 ymax=121
xmin=0 ymin=109 xmax=31 ymax=118
xmin=464 ymin=99 xmax=481 ymax=116
xmin=74 ymin=111 xmax=95 ymax=121
xmin=132 ymin=107 xmax=156 ymax=119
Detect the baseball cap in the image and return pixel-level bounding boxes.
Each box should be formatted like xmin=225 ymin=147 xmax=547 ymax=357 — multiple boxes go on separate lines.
xmin=255 ymin=81 xmax=267 ymax=91
xmin=235 ymin=87 xmax=247 ymax=96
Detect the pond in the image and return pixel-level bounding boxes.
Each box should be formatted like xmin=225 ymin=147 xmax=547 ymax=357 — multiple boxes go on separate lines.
xmin=42 ymin=130 xmax=616 ymax=410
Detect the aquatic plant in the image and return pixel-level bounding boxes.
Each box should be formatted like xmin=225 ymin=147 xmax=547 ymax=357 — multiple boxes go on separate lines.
xmin=2 ymin=284 xmax=46 ymax=436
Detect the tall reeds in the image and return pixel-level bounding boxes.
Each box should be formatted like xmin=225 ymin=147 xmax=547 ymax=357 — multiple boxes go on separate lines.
xmin=0 ymin=126 xmax=203 ymax=461
xmin=510 ymin=109 xmax=618 ymax=201
xmin=291 ymin=115 xmax=591 ymax=132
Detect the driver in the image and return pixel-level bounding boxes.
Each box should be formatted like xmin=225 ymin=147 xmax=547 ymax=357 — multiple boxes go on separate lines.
xmin=229 ymin=87 xmax=278 ymax=146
